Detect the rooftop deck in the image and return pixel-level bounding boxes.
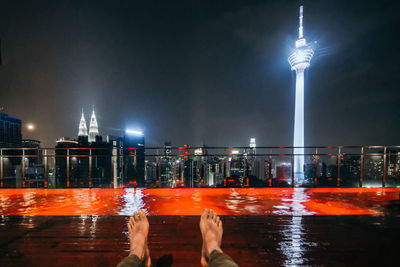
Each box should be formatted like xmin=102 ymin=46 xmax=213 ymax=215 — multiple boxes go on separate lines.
xmin=1 ymin=215 xmax=399 ymax=266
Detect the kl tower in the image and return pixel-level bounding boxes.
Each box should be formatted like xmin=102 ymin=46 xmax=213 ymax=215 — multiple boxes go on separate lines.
xmin=288 ymin=5 xmax=314 ymax=183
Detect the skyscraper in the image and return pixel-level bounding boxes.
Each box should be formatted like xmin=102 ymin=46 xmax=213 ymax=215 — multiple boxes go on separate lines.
xmin=288 ymin=5 xmax=314 ymax=182
xmin=0 ymin=112 xmax=22 ymax=147
xmin=88 ymin=107 xmax=99 ymax=143
xmin=123 ymin=130 xmax=145 ymax=187
xmin=78 ymin=109 xmax=88 ymax=137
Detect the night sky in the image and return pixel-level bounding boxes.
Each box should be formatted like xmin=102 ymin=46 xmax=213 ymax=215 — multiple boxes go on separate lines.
xmin=0 ymin=0 xmax=399 ymax=147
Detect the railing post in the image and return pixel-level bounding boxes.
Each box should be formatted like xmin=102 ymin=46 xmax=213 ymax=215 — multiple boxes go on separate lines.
xmin=291 ymin=149 xmax=295 ymax=187
xmin=0 ymin=148 xmax=3 ymax=188
xmin=134 ymin=149 xmax=137 ymax=188
xmin=22 ymin=149 xmax=25 ymax=188
xmin=89 ymin=149 xmax=92 ymax=188
xmin=44 ymin=149 xmax=48 ymax=188
xmin=156 ymin=150 xmax=160 ymax=187
xmin=66 ymin=148 xmax=70 ymax=188
xmin=111 ymin=148 xmax=114 ymax=188
xmin=337 ymin=147 xmax=341 ymax=187
xmin=223 ymin=156 xmax=227 ymax=187
xmin=268 ymin=149 xmax=272 ymax=187
xmin=245 ymin=152 xmax=250 ymax=187
xmin=382 ymin=146 xmax=387 ymax=188
xmin=201 ymin=156 xmax=205 ymax=187
xmin=360 ymin=146 xmax=364 ymax=187
xmin=314 ymin=147 xmax=318 ymax=186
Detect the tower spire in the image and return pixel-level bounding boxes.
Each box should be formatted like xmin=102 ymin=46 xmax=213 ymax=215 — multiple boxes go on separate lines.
xmin=78 ymin=108 xmax=88 ymax=137
xmin=88 ymin=106 xmax=99 ymax=142
xmin=299 ymin=5 xmax=304 ymax=39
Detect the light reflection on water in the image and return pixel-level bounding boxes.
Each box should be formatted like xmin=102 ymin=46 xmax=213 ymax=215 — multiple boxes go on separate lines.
xmin=278 ymin=188 xmax=313 ymax=266
xmin=0 ymin=188 xmax=398 ymax=215
xmin=118 ymin=189 xmax=146 ymax=215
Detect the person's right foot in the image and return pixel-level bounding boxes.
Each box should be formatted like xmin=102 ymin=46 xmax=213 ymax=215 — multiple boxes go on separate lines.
xmin=200 ymin=209 xmax=223 ymax=267
xmin=128 ymin=210 xmax=151 ymax=267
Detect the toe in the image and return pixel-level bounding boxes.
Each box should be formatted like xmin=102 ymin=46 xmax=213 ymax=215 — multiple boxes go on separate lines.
xmin=210 ymin=210 xmax=216 ymax=221
xmin=201 ymin=209 xmax=207 ymax=219
xmin=139 ymin=210 xmax=147 ymax=222
xmin=206 ymin=209 xmax=211 ymax=219
xmin=133 ymin=211 xmax=140 ymax=222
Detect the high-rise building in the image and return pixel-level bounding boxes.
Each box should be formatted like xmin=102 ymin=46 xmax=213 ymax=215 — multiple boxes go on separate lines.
xmin=78 ymin=109 xmax=88 ymax=137
xmin=123 ymin=130 xmax=145 ymax=187
xmin=288 ymin=5 xmax=314 ymax=182
xmin=22 ymin=139 xmax=44 ymax=188
xmin=0 ymin=112 xmax=22 ymax=147
xmin=88 ymin=107 xmax=99 ymax=143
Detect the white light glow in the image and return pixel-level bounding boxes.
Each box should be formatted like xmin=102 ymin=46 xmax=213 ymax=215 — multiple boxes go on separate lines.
xmin=27 ymin=124 xmax=34 ymax=131
xmin=232 ymin=150 xmax=239 ymax=155
xmin=250 ymin=138 xmax=256 ymax=148
xmin=126 ymin=129 xmax=144 ymax=136
xmin=293 ymin=69 xmax=305 ymax=181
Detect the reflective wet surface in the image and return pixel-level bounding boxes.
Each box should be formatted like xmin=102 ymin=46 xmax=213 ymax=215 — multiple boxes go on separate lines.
xmin=1 ymin=215 xmax=399 ymax=266
xmin=1 ymin=188 xmax=400 ymax=215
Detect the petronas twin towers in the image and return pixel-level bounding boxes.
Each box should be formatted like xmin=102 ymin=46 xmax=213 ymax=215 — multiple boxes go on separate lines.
xmin=78 ymin=107 xmax=99 ymax=142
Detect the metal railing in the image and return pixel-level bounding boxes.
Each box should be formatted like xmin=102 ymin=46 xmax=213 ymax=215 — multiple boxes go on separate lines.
xmin=0 ymin=146 xmax=399 ymax=188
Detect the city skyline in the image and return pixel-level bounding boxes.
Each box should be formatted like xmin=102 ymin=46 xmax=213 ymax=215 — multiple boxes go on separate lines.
xmin=0 ymin=0 xmax=399 ymax=147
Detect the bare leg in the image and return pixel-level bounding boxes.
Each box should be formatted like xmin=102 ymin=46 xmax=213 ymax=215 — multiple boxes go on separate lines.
xmin=128 ymin=210 xmax=151 ymax=267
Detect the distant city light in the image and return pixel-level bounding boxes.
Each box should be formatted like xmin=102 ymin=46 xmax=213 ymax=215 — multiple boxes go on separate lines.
xmin=250 ymin=138 xmax=256 ymax=148
xmin=194 ymin=148 xmax=203 ymax=156
xmin=125 ymin=129 xmax=144 ymax=136
xmin=27 ymin=124 xmax=34 ymax=131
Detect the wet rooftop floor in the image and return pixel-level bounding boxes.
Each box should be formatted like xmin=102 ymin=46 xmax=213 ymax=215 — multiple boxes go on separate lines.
xmin=1 ymin=215 xmax=400 ymax=266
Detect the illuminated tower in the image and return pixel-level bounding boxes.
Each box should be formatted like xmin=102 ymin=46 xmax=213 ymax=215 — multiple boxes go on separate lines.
xmin=78 ymin=109 xmax=88 ymax=137
xmin=88 ymin=107 xmax=99 ymax=142
xmin=288 ymin=5 xmax=314 ymax=182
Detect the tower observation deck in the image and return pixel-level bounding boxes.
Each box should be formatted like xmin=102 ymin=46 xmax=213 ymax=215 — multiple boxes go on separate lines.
xmin=288 ymin=5 xmax=314 ymax=182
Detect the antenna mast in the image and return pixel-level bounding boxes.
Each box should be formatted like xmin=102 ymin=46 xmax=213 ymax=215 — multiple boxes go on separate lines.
xmin=299 ymin=5 xmax=304 ymax=39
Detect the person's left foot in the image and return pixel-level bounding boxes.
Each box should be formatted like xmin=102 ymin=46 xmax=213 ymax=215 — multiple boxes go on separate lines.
xmin=128 ymin=210 xmax=151 ymax=267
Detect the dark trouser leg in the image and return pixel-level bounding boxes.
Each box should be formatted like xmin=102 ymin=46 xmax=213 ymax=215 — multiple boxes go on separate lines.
xmin=208 ymin=250 xmax=239 ymax=267
xmin=117 ymin=254 xmax=143 ymax=267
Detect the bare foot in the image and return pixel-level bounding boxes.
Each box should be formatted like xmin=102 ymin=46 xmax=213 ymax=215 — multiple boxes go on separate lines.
xmin=200 ymin=209 xmax=223 ymax=267
xmin=128 ymin=210 xmax=151 ymax=267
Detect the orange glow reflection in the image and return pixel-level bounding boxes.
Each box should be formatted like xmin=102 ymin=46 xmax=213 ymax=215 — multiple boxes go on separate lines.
xmin=0 ymin=188 xmax=399 ymax=216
